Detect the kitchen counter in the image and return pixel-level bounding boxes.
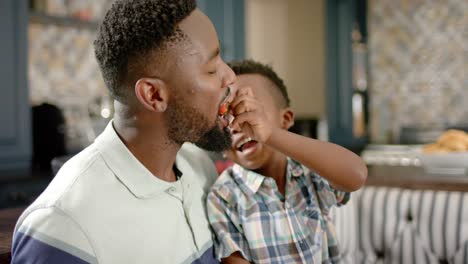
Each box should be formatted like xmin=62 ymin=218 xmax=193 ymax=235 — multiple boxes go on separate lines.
xmin=0 ymin=207 xmax=24 ymax=262
xmin=366 ymin=165 xmax=468 ymax=192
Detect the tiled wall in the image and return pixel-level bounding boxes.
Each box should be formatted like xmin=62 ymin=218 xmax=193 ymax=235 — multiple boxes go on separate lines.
xmin=28 ymin=0 xmax=113 ymax=149
xmin=29 ymin=24 xmax=105 ymax=106
xmin=368 ymin=0 xmax=468 ymax=143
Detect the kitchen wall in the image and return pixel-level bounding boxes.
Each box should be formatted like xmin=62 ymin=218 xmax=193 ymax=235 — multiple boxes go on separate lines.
xmin=29 ymin=0 xmax=326 ymax=149
xmin=29 ymin=1 xmax=113 ymax=149
xmin=369 ymin=0 xmax=468 ymax=143
xmin=29 ymin=1 xmax=111 ymax=106
xmin=29 ymin=25 xmax=105 ymax=107
xmin=245 ymin=0 xmax=325 ymax=118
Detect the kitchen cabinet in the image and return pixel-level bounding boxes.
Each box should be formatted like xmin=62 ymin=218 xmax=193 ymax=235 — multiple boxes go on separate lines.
xmin=0 ymin=0 xmax=31 ymax=177
xmin=198 ymin=0 xmax=245 ymax=62
xmin=326 ymin=0 xmax=368 ymax=153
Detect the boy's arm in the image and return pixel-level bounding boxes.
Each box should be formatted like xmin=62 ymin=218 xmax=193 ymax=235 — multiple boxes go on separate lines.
xmin=230 ymin=86 xmax=367 ymax=192
xmin=222 ymin=252 xmax=251 ymax=264
xmin=266 ymin=129 xmax=367 ymax=192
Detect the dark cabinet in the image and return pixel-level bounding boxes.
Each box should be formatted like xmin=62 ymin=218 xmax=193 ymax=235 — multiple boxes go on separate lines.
xmin=326 ymin=0 xmax=368 ymax=153
xmin=197 ymin=0 xmax=245 ymax=61
xmin=0 ymin=1 xmax=31 ymax=177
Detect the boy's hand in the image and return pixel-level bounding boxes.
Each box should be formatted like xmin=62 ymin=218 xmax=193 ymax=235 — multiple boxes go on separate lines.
xmin=229 ymin=86 xmax=273 ymax=143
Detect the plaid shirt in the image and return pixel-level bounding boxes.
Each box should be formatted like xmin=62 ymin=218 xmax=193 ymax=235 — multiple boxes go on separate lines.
xmin=206 ymin=158 xmax=350 ymax=264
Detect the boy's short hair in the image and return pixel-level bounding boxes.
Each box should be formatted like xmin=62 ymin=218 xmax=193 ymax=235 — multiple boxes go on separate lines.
xmin=228 ymin=59 xmax=290 ymax=107
xmin=94 ymin=0 xmax=196 ymax=103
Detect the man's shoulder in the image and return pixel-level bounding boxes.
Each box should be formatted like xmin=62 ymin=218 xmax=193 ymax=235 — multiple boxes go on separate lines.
xmin=12 ymin=205 xmax=98 ymax=263
xmin=20 ymin=144 xmax=110 ymax=229
xmin=38 ymin=145 xmax=103 ymax=201
xmin=57 ymin=145 xmax=102 ymax=177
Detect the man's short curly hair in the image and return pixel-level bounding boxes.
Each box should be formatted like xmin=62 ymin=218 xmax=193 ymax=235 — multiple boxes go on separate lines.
xmin=228 ymin=59 xmax=291 ymax=107
xmin=94 ymin=0 xmax=196 ymax=102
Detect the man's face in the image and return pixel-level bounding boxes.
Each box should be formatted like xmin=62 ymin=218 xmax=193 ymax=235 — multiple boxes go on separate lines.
xmin=163 ymin=9 xmax=236 ymax=151
xmin=165 ymin=86 xmax=232 ymax=152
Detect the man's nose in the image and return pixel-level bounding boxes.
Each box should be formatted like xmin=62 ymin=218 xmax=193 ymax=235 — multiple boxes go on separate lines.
xmin=221 ymin=62 xmax=236 ymax=89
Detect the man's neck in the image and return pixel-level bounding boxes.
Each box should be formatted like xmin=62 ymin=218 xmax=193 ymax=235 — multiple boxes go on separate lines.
xmin=113 ymin=116 xmax=180 ymax=182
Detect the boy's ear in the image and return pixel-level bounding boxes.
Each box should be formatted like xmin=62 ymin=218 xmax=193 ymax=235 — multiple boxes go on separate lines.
xmin=280 ymin=107 xmax=295 ymax=129
xmin=134 ymin=78 xmax=168 ymax=112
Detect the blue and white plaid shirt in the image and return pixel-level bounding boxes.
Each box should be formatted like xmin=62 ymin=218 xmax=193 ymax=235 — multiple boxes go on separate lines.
xmin=207 ymin=158 xmax=350 ymax=264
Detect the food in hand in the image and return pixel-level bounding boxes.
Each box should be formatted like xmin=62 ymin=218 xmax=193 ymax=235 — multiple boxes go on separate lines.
xmin=218 ymin=103 xmax=229 ymax=116
xmin=218 ymin=102 xmax=234 ymax=127
xmin=422 ymin=129 xmax=468 ymax=153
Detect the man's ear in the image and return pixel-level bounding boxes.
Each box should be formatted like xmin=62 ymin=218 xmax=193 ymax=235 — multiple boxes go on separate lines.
xmin=280 ymin=107 xmax=295 ymax=129
xmin=134 ymin=78 xmax=168 ymax=112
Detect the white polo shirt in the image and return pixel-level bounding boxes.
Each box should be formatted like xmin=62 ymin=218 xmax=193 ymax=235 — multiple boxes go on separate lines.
xmin=11 ymin=122 xmax=220 ymax=264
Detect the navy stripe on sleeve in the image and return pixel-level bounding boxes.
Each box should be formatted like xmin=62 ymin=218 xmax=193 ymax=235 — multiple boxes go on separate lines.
xmin=11 ymin=231 xmax=90 ymax=264
xmin=191 ymin=246 xmax=219 ymax=264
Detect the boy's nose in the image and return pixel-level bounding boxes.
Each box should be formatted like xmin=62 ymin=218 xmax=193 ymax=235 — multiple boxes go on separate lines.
xmin=230 ymin=126 xmax=240 ymax=134
xmin=229 ymin=120 xmax=243 ymax=135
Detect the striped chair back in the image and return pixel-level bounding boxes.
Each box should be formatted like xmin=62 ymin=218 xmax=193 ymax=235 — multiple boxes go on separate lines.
xmin=332 ymin=186 xmax=468 ymax=264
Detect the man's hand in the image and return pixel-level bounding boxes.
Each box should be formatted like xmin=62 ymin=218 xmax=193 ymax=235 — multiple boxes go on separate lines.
xmin=228 ymin=86 xmax=273 ymax=143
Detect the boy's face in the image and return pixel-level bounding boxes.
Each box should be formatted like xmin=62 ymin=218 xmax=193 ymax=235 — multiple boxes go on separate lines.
xmin=225 ymin=74 xmax=292 ymax=170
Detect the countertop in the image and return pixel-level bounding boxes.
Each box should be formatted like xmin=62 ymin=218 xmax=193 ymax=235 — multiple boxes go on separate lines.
xmin=0 ymin=207 xmax=24 ymax=263
xmin=366 ymin=165 xmax=468 ymax=192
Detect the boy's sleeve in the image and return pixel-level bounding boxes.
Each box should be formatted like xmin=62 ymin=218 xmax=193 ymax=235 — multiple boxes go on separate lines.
xmin=206 ymin=189 xmax=251 ymax=262
xmin=310 ymin=171 xmax=351 ymax=214
xmin=11 ymin=207 xmax=97 ymax=264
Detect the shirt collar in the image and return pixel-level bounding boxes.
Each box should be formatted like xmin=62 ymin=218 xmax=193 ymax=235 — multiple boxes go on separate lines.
xmin=287 ymin=158 xmax=306 ymax=178
xmin=232 ymin=158 xmax=306 ymax=195
xmin=94 ymin=121 xmax=181 ymax=199
xmin=232 ymin=164 xmax=265 ymax=195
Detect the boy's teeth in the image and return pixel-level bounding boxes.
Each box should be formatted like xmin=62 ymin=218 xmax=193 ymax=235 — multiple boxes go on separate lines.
xmin=236 ymin=137 xmax=253 ymax=149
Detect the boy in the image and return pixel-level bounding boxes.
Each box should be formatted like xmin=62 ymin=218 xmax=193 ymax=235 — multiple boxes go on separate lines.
xmin=207 ymin=60 xmax=367 ymax=264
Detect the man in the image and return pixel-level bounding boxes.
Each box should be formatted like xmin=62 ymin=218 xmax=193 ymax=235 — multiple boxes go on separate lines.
xmin=11 ymin=0 xmax=236 ymax=263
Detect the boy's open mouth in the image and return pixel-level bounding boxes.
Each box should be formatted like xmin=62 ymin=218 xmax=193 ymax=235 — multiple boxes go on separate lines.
xmin=236 ymin=137 xmax=258 ymax=152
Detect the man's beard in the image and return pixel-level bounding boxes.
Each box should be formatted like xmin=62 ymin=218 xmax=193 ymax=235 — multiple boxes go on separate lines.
xmin=165 ymin=91 xmax=232 ymax=152
xmin=194 ymin=125 xmax=232 ymax=152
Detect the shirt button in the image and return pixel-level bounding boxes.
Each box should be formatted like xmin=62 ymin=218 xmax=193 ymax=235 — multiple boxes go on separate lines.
xmin=168 ymin=187 xmax=176 ymax=192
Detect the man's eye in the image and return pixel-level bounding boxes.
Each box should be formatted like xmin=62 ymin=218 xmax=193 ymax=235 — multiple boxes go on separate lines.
xmin=208 ymin=70 xmax=217 ymax=74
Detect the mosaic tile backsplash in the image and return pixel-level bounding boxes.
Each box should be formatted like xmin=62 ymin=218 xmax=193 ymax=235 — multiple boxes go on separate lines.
xmin=29 ymin=24 xmax=105 ymax=106
xmin=29 ymin=0 xmax=113 ymax=149
xmin=368 ymin=0 xmax=468 ymax=143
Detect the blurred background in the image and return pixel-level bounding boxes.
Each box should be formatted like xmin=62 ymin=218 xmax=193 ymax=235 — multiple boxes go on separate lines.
xmin=0 ymin=0 xmax=467 ymax=205
xmin=0 ymin=1 xmax=468 ymax=262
